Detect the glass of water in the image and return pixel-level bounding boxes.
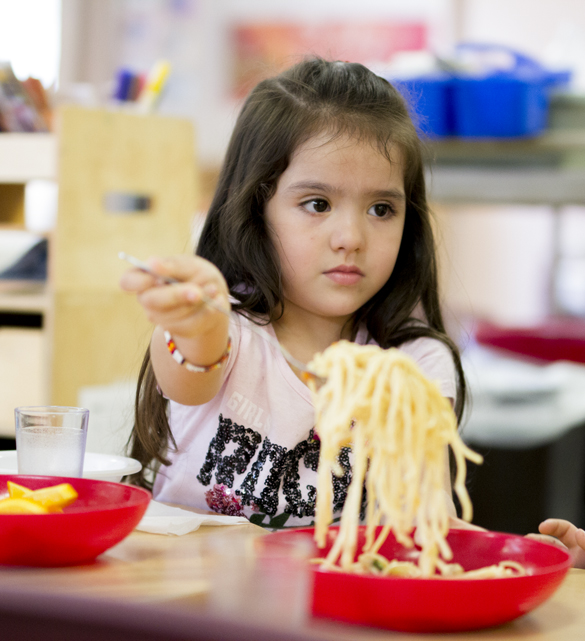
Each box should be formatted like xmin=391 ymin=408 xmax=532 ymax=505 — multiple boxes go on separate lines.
xmin=15 ymin=406 xmax=89 ymax=477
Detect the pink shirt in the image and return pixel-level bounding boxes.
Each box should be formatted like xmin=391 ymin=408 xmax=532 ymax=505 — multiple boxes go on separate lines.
xmin=153 ymin=313 xmax=456 ymax=528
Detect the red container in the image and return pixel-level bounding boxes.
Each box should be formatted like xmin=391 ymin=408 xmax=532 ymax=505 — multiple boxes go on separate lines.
xmin=0 ymin=475 xmax=150 ymax=567
xmin=476 ymin=317 xmax=585 ymax=364
xmin=268 ymin=526 xmax=571 ymax=633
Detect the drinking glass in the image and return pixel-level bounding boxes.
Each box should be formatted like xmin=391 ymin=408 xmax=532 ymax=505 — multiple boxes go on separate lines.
xmin=15 ymin=406 xmax=89 ymax=477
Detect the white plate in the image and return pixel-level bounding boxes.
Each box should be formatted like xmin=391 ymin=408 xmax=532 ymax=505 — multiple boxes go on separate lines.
xmin=0 ymin=451 xmax=142 ymax=483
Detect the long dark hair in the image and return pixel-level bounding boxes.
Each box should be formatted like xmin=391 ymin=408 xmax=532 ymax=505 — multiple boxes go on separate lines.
xmin=128 ymin=58 xmax=466 ymax=489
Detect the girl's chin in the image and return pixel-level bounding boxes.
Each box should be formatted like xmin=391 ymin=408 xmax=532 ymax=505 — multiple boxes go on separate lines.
xmin=287 ymin=302 xmax=366 ymax=321
xmin=282 ymin=291 xmax=374 ymax=320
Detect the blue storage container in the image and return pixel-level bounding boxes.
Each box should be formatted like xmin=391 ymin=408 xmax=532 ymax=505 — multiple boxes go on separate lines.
xmin=392 ymin=73 xmax=455 ymax=138
xmin=451 ymin=44 xmax=571 ymax=138
xmin=386 ymin=44 xmax=571 ymax=139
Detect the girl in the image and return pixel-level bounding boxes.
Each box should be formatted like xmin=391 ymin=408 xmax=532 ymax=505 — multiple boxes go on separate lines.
xmin=121 ymin=58 xmax=585 ymax=566
xmin=120 ymin=57 xmax=472 ymax=529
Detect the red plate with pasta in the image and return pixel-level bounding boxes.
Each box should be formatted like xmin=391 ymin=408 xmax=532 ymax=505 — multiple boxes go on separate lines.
xmin=268 ymin=526 xmax=571 ymax=633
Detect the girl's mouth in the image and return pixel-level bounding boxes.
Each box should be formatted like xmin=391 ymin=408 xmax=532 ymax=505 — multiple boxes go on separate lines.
xmin=324 ymin=265 xmax=364 ymax=286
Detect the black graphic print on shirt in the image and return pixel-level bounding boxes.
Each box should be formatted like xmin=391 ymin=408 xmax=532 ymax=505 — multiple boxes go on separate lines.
xmin=197 ymin=413 xmax=365 ymax=528
xmin=197 ymin=414 xmax=261 ymax=487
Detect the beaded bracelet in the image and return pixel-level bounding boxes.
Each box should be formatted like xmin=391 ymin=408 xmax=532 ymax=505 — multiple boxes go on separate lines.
xmin=164 ymin=331 xmax=231 ymax=373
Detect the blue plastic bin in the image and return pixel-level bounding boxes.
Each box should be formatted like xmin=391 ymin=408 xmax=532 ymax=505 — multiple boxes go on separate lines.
xmin=392 ymin=73 xmax=455 ymax=138
xmin=451 ymin=44 xmax=571 ymax=138
xmin=387 ymin=45 xmax=570 ymax=139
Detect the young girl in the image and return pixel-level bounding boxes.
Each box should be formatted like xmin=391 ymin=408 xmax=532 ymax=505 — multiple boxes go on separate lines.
xmin=120 ymin=57 xmax=463 ymax=529
xmin=119 ymin=57 xmax=585 ymax=561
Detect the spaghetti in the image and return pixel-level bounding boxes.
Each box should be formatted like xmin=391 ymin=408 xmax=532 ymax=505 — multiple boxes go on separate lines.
xmin=307 ymin=340 xmax=510 ymax=578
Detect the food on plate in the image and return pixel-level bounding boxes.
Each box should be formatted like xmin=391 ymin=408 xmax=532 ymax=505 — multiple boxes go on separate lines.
xmin=0 ymin=481 xmax=78 ymax=514
xmin=330 ymin=550 xmax=526 ymax=578
xmin=0 ymin=497 xmax=49 ymax=515
xmin=307 ymin=341 xmax=525 ymax=578
xmin=6 ymin=480 xmax=33 ymax=498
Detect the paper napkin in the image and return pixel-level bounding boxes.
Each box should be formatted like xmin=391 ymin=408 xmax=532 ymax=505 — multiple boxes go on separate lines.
xmin=136 ymin=500 xmax=250 ymax=536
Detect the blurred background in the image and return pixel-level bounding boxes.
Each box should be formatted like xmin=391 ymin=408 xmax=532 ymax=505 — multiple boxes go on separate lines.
xmin=1 ymin=0 xmax=585 ymax=534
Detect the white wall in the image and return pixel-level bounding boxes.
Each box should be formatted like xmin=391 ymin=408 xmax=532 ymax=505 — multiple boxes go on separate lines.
xmin=0 ymin=0 xmax=61 ymax=86
xmin=462 ymin=0 xmax=585 ymax=58
xmin=437 ymin=205 xmax=556 ymax=327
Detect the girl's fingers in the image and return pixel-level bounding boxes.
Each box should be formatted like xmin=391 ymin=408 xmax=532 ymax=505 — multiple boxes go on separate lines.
xmin=538 ymin=519 xmax=585 ymax=554
xmin=119 ymin=268 xmax=159 ymax=293
xmin=526 ymin=532 xmax=568 ymax=549
xmin=121 ymin=254 xmax=230 ymax=333
xmin=538 ymin=518 xmax=575 ymax=543
xmin=138 ymin=282 xmax=230 ymax=330
xmin=145 ymin=255 xmax=220 ymax=287
xmin=575 ymin=526 xmax=585 ymax=550
xmin=536 ymin=520 xmax=585 ymax=568
xmin=138 ymin=282 xmax=206 ymax=313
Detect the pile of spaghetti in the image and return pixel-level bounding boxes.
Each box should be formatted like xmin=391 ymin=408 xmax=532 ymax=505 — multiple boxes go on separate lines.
xmin=307 ymin=341 xmax=524 ymax=579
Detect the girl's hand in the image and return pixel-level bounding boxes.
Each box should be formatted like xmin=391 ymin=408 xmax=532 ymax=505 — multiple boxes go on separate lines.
xmin=536 ymin=519 xmax=585 ymax=569
xmin=121 ymin=255 xmax=230 ymax=405
xmin=120 ymin=254 xmax=230 ymax=339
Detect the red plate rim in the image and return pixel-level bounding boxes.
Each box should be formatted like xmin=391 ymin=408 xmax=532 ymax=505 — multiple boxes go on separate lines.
xmin=275 ymin=526 xmax=573 ymax=580
xmin=0 ymin=474 xmax=151 ymax=513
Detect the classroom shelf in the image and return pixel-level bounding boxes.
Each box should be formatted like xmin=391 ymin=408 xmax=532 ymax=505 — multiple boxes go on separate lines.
xmin=0 ymin=108 xmax=199 ymax=436
xmin=426 ymin=130 xmax=585 ymax=206
xmin=0 ymin=282 xmax=49 ymax=314
xmin=0 ymin=133 xmax=57 ymax=183
xmin=427 ymin=166 xmax=585 ymax=206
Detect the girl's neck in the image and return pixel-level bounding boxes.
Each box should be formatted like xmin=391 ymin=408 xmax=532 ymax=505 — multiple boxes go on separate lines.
xmin=271 ymin=303 xmax=354 ymax=368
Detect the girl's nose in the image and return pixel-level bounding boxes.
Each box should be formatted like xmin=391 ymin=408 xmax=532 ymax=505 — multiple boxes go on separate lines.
xmin=330 ymin=210 xmax=365 ymax=253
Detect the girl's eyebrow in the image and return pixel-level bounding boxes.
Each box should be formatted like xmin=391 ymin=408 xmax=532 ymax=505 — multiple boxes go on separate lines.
xmin=284 ymin=180 xmax=337 ymax=195
xmin=285 ymin=181 xmax=406 ymax=201
xmin=367 ymin=188 xmax=406 ymax=201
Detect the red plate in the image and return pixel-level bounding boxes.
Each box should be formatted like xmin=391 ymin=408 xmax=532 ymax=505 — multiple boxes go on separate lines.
xmin=0 ymin=474 xmax=150 ymax=567
xmin=268 ymin=526 xmax=572 ymax=633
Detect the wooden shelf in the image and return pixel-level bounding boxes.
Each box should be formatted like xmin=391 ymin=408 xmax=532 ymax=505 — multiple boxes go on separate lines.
xmin=0 ymin=108 xmax=198 ymax=433
xmin=425 ymin=128 xmax=585 ymax=206
xmin=427 ymin=166 xmax=585 ymax=206
xmin=0 ymin=133 xmax=57 ymax=183
xmin=0 ymin=133 xmax=57 ymax=225
xmin=0 ymin=281 xmax=49 ymax=314
xmin=429 ymin=129 xmax=585 ymax=156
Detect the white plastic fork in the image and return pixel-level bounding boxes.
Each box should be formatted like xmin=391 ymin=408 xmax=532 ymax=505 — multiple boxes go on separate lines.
xmin=118 ymin=252 xmax=323 ymax=383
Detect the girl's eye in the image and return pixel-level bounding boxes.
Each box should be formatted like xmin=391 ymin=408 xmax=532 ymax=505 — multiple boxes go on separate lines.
xmin=368 ymin=203 xmax=395 ymax=219
xmin=302 ymin=198 xmax=330 ymax=214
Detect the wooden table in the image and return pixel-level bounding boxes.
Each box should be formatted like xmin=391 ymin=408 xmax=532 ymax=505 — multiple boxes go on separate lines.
xmin=1 ymin=522 xmax=585 ymax=641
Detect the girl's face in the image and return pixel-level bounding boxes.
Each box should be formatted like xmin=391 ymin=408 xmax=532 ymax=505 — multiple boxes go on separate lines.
xmin=265 ymin=132 xmax=406 ymax=327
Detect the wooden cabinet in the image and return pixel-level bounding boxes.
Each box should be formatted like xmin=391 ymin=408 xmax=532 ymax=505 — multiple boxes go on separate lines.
xmin=0 ymin=107 xmax=198 ymax=436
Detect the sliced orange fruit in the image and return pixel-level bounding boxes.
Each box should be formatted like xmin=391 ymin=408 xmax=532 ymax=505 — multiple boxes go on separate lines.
xmin=0 ymin=497 xmax=49 ymax=514
xmin=21 ymin=483 xmax=78 ymax=511
xmin=1 ymin=482 xmax=78 ymax=513
xmin=7 ymin=480 xmax=32 ymax=498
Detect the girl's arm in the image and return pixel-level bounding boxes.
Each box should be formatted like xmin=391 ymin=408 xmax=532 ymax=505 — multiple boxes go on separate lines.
xmin=120 ymin=255 xmax=230 ymax=405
